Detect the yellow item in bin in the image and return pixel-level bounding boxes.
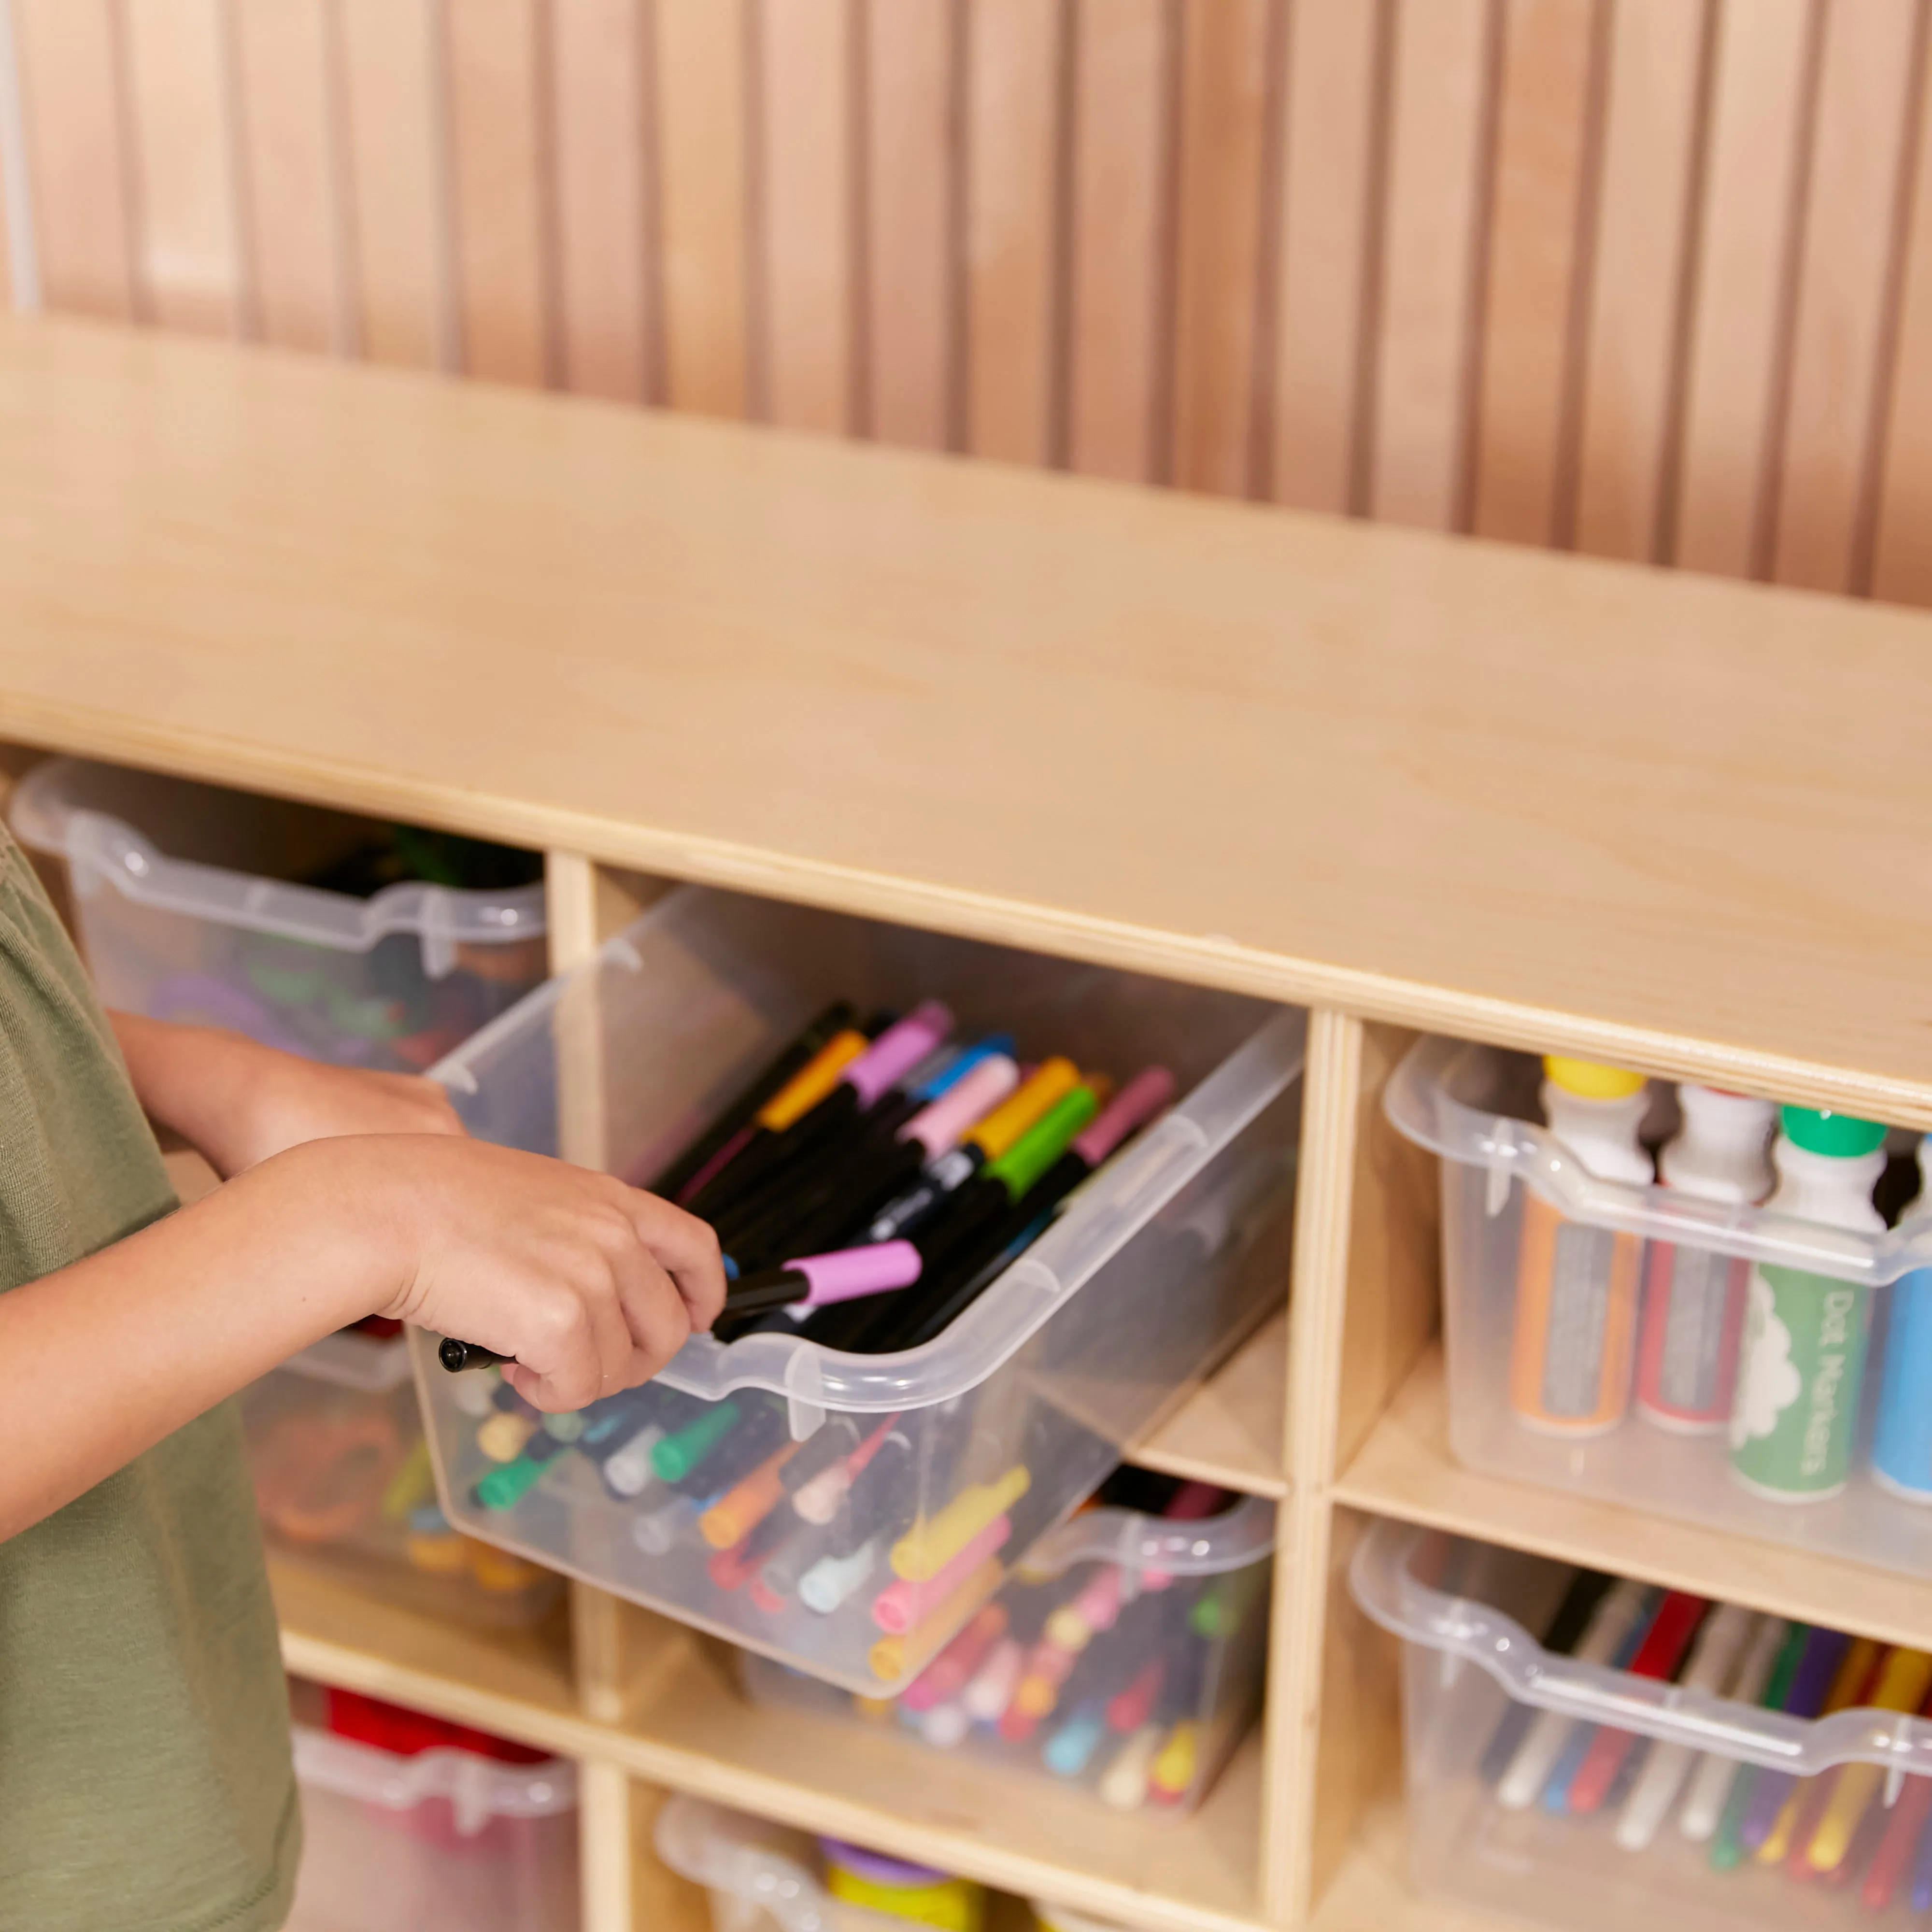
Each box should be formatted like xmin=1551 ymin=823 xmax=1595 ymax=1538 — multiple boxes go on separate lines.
xmin=478 ymin=1410 xmax=539 ymax=1463
xmin=1150 ymin=1721 xmax=1198 ymax=1801
xmin=821 ymin=1840 xmax=983 ymax=1932
xmin=466 ymin=1538 xmax=547 ymax=1593
xmin=404 ymin=1528 xmax=470 ymax=1576
xmin=379 ymin=1435 xmax=437 ymax=1521
xmin=1541 ymin=1055 xmax=1647 ymax=1101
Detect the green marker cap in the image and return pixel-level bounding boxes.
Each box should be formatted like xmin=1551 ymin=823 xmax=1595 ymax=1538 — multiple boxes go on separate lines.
xmin=476 ymin=1452 xmax=548 ymax=1512
xmin=652 ymin=1399 xmax=739 ymax=1483
xmin=985 ymin=1085 xmax=1101 ymax=1200
xmin=1778 ymin=1105 xmax=1887 ymax=1159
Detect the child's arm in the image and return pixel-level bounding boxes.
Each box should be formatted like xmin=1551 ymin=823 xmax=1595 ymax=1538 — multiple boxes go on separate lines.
xmin=2 ymin=1028 xmax=727 ymax=1543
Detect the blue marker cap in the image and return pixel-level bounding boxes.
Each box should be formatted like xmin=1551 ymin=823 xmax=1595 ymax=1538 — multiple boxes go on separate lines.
xmin=912 ymin=1033 xmax=1016 ymax=1102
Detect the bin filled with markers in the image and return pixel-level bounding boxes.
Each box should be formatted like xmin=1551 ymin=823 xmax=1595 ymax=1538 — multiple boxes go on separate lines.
xmin=1385 ymin=1037 xmax=1932 ymax=1580
xmin=9 ymin=756 xmax=548 ymax=1068
xmin=245 ymin=1319 xmax=562 ymax=1627
xmin=287 ymin=1688 xmax=579 ymax=1932
xmin=410 ymin=884 xmax=1303 ymax=1693
xmin=1353 ymin=1518 xmax=1932 ymax=1932
xmin=738 ymin=1473 xmax=1274 ymax=1816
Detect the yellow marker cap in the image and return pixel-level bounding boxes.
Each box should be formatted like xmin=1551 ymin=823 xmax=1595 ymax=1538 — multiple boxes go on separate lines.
xmin=1543 ymin=1055 xmax=1647 ymax=1102
xmin=867 ymin=1558 xmax=1005 ymax=1686
xmin=756 ymin=1030 xmax=868 ymax=1131
xmin=891 ymin=1466 xmax=1032 ymax=1581
xmin=1151 ymin=1720 xmax=1199 ymax=1795
xmin=967 ymin=1058 xmax=1079 ymax=1160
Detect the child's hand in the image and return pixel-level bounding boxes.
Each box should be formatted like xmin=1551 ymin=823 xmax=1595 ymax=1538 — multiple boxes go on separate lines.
xmin=110 ymin=1011 xmax=465 ymax=1178
xmin=299 ymin=1134 xmax=728 ymax=1411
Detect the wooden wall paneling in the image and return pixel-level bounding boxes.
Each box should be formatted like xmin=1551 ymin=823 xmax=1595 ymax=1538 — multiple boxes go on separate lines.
xmin=1769 ymin=0 xmax=1924 ymax=595
xmin=1872 ymin=34 xmax=1932 ymax=606
xmin=863 ymin=0 xmax=957 ymax=450
xmin=654 ymin=0 xmax=750 ymax=417
xmin=552 ymin=0 xmax=653 ymax=404
xmin=1568 ymin=0 xmax=1708 ymax=562
xmin=232 ymin=0 xmax=347 ymax=354
xmin=1268 ymin=0 xmax=1384 ymax=516
xmin=1468 ymin=0 xmax=1600 ymax=547
xmin=754 ymin=0 xmax=855 ymax=434
xmin=442 ymin=0 xmax=554 ymax=386
xmin=964 ymin=0 xmax=1063 ymax=464
xmin=11 ymin=0 xmax=135 ymax=319
xmin=120 ymin=0 xmax=242 ymax=334
xmin=337 ymin=0 xmax=449 ymax=369
xmin=1366 ymin=0 xmax=1498 ymax=531
xmin=627 ymin=1780 xmax=712 ymax=1932
xmin=1670 ymin=0 xmax=1815 ymax=578
xmin=1064 ymin=0 xmax=1172 ymax=484
xmin=1169 ymin=0 xmax=1274 ymax=499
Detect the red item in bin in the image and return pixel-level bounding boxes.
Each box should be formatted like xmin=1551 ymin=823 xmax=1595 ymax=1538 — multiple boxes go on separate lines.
xmin=325 ymin=1688 xmax=547 ymax=1766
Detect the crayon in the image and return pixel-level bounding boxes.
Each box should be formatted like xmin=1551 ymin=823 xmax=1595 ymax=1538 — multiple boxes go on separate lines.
xmin=1565 ymin=1591 xmax=1710 ymax=1814
xmin=1497 ymin=1579 xmax=1652 ymax=1811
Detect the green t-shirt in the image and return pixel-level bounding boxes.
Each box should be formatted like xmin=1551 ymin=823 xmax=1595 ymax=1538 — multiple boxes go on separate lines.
xmin=0 ymin=829 xmax=299 ymax=1930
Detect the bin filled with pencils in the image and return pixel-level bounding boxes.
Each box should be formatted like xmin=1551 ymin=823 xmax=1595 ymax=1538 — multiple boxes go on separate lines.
xmin=408 ymin=884 xmax=1303 ymax=1692
xmin=1385 ymin=1037 xmax=1932 ymax=1585
xmin=1353 ymin=1518 xmax=1932 ymax=1932
xmin=739 ymin=1472 xmax=1274 ymax=1816
xmin=245 ymin=1320 xmax=563 ymax=1628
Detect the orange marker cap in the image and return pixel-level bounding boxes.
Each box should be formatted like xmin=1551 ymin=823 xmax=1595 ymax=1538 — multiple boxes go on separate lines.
xmin=967 ymin=1057 xmax=1080 ymax=1161
xmin=756 ymin=1030 xmax=868 ymax=1132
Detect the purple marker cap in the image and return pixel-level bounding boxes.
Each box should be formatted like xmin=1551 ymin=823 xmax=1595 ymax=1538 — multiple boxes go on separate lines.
xmin=787 ymin=1240 xmax=924 ymax=1307
xmin=844 ymin=1001 xmax=955 ymax=1107
xmin=1073 ymin=1065 xmax=1177 ymax=1165
xmin=902 ymin=1053 xmax=1021 ymax=1158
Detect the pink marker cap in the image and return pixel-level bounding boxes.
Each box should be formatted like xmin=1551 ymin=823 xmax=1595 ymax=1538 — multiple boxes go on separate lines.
xmin=844 ymin=1001 xmax=954 ymax=1106
xmin=1073 ymin=1066 xmax=1177 ymax=1165
xmin=901 ymin=1054 xmax=1021 ymax=1159
xmin=870 ymin=1514 xmax=1011 ymax=1634
xmin=788 ymin=1240 xmax=923 ymax=1307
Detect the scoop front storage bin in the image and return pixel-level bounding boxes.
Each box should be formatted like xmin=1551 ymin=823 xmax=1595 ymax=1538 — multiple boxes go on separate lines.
xmin=1386 ymin=1035 xmax=1932 ymax=1580
xmin=244 ymin=1323 xmax=563 ymax=1626
xmin=410 ymin=885 xmax=1303 ymax=1693
xmin=10 ymin=757 xmax=546 ymax=1069
xmin=287 ymin=1722 xmax=578 ymax=1932
xmin=739 ymin=1488 xmax=1275 ymax=1814
xmin=1352 ymin=1518 xmax=1932 ymax=1932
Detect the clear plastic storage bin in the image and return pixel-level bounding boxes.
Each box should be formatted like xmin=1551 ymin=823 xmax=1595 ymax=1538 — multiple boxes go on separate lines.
xmin=1386 ymin=1036 xmax=1932 ymax=1580
xmin=655 ymin=1795 xmax=981 ymax=1932
xmin=411 ymin=885 xmax=1303 ymax=1693
xmin=739 ymin=1488 xmax=1275 ymax=1814
xmin=286 ymin=1722 xmax=579 ymax=1932
xmin=245 ymin=1322 xmax=563 ymax=1628
xmin=9 ymin=757 xmax=546 ymax=1069
xmin=1353 ymin=1518 xmax=1932 ymax=1932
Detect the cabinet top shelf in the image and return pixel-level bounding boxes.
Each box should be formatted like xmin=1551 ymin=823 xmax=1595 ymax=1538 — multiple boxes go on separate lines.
xmin=5 ymin=318 xmax=1931 ymax=1116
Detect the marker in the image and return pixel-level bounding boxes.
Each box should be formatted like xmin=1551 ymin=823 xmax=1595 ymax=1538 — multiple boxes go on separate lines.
xmin=719 ymin=1240 xmax=924 ymax=1318
xmin=1106 ymin=1657 xmax=1165 ymax=1733
xmin=652 ymin=1001 xmax=858 ymax=1200
xmin=1496 ymin=1578 xmax=1652 ymax=1810
xmin=1678 ymin=1614 xmax=1795 ymax=1842
xmin=1910 ymin=1791 xmax=1932 ymax=1909
xmin=891 ymin=1465 xmax=1031 ymax=1581
xmin=1043 ymin=1701 xmax=1108 ymax=1778
xmin=1738 ymin=1626 xmax=1852 ymax=1847
xmin=1757 ymin=1635 xmax=1879 ymax=1861
xmin=1010 ymin=1637 xmax=1080 ymax=1722
xmin=1099 ymin=1727 xmax=1163 ymax=1810
xmin=478 ymin=1410 xmax=539 ymax=1463
xmin=920 ymin=1703 xmax=972 ymax=1749
xmin=1612 ymin=1603 xmax=1758 ymax=1850
xmin=1802 ymin=1647 xmax=1932 ymax=1873
xmin=1860 ymin=1708 xmax=1932 ymax=1907
xmin=596 ymin=1423 xmax=666 ymax=1499
xmin=1874 ymin=1138 xmax=1932 ymax=1503
xmin=962 ymin=1638 xmax=1025 ymax=1724
xmin=440 ymin=1336 xmax=510 ymax=1373
xmin=867 ymin=1557 xmax=1004 ymax=1685
xmin=1149 ymin=1722 xmax=1198 ymax=1804
xmin=700 ymin=1441 xmax=802 ymax=1549
xmin=871 ymin=1516 xmax=1011 ymax=1634
xmin=634 ymin=1490 xmax=710 ymax=1556
xmin=792 ymin=1419 xmax=903 ymax=1526
xmin=798 ymin=1537 xmax=883 ymax=1615
xmin=707 ymin=1504 xmax=796 ymax=1592
xmin=778 ymin=1416 xmax=866 ymax=1495
xmin=473 ymin=1432 xmax=566 ymax=1510
xmin=1047 ymin=1569 xmax=1127 ymax=1651
xmin=1480 ymin=1568 xmax=1616 ymax=1785
xmin=1564 ymin=1591 xmax=1710 ymax=1814
xmin=1140 ymin=1477 xmax=1225 ymax=1590
xmin=910 ymin=1035 xmax=1017 ymax=1103
xmin=900 ymin=1605 xmax=1008 ymax=1714
xmin=866 ymin=1057 xmax=1081 ymax=1243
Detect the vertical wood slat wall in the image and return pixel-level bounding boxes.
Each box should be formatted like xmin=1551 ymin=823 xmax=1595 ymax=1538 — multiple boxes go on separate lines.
xmin=8 ymin=0 xmax=1932 ymax=603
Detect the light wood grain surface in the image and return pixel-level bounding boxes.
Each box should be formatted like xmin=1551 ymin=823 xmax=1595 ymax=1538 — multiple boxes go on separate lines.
xmin=6 ymin=318 xmax=1932 ymax=1114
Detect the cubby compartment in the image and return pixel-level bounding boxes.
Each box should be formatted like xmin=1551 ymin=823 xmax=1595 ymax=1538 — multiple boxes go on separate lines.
xmin=286 ymin=1687 xmax=579 ymax=1932
xmin=409 ymin=884 xmax=1303 ymax=1693
xmin=738 ymin=1482 xmax=1274 ymax=1816
xmin=243 ymin=1323 xmax=563 ymax=1628
xmin=1352 ymin=1517 xmax=1932 ymax=1932
xmin=9 ymin=756 xmax=546 ymax=1069
xmin=1385 ymin=1035 xmax=1932 ymax=1580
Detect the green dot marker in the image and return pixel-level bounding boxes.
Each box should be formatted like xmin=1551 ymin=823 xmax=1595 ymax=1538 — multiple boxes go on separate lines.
xmin=475 ymin=1452 xmax=547 ymax=1512
xmin=651 ymin=1400 xmax=740 ymax=1483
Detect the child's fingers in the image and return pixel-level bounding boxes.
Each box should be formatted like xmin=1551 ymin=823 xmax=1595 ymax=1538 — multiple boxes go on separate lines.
xmin=623 ymin=1191 xmax=728 ymax=1332
xmin=613 ymin=1254 xmax=693 ymax=1377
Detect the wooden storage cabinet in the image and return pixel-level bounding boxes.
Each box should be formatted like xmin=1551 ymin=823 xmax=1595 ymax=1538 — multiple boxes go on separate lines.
xmin=6 ymin=319 xmax=1932 ymax=1932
